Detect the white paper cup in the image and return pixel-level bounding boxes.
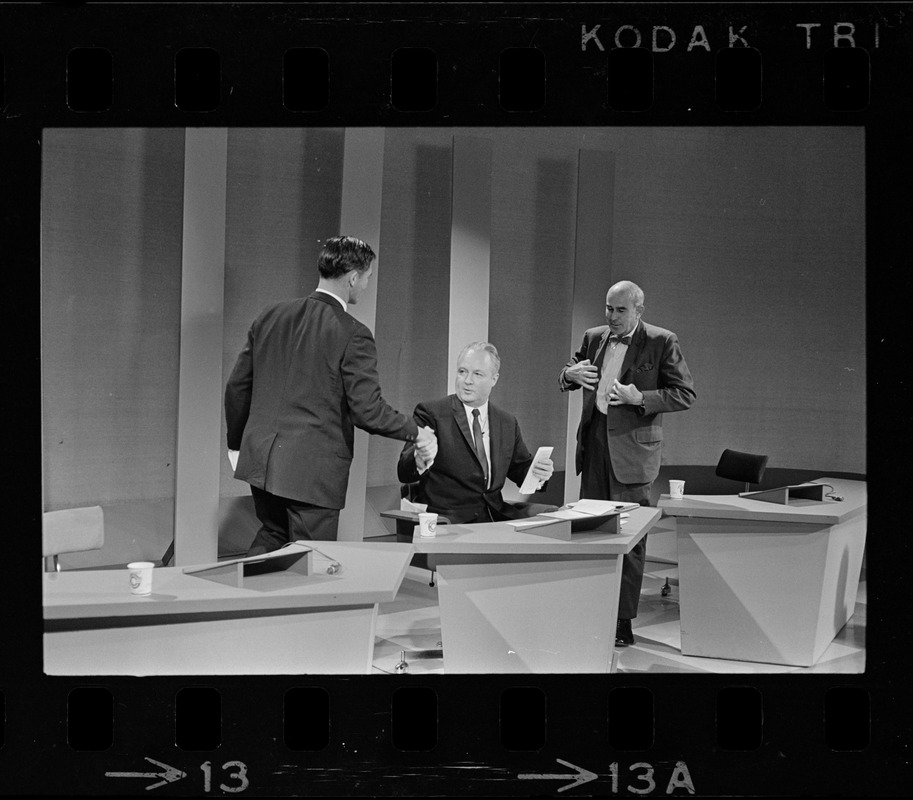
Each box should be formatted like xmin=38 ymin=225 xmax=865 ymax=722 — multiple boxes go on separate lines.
xmin=418 ymin=512 xmax=438 ymax=537
xmin=669 ymin=480 xmax=685 ymax=499
xmin=127 ymin=561 xmax=155 ymax=596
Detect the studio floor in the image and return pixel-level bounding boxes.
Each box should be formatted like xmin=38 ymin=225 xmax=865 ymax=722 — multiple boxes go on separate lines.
xmin=372 ymin=561 xmax=866 ymax=675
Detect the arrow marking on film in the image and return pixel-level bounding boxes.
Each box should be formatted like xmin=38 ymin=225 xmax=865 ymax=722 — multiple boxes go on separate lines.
xmin=105 ymin=756 xmax=187 ymax=790
xmin=518 ymin=758 xmax=598 ymax=792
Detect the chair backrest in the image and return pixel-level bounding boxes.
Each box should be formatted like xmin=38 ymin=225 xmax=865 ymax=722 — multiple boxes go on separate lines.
xmin=401 ymin=482 xmax=420 ymax=502
xmin=715 ymin=449 xmax=769 ymax=486
xmin=42 ymin=505 xmax=105 ymax=570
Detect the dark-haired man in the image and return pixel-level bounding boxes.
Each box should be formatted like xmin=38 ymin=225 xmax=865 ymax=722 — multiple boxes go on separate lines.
xmin=226 ymin=235 xmax=436 ymax=553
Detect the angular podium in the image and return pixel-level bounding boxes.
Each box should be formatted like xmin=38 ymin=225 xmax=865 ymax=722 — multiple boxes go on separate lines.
xmin=43 ymin=541 xmax=414 ymax=675
xmin=411 ymin=507 xmax=661 ymax=673
xmin=658 ymin=478 xmax=866 ymax=667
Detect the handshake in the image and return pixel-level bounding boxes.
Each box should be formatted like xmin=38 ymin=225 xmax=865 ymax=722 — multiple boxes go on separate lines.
xmin=414 ymin=425 xmax=438 ymax=471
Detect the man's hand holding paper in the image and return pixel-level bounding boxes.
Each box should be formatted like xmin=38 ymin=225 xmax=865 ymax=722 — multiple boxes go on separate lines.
xmin=530 ymin=455 xmax=554 ymax=483
xmin=519 ymin=446 xmax=554 ymax=494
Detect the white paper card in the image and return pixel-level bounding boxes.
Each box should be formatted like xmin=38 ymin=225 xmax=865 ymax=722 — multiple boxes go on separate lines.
xmin=504 ymin=517 xmax=559 ymax=530
xmin=569 ymin=499 xmax=636 ymax=515
xmin=540 ymin=500 xmax=640 ymax=521
xmin=518 ymin=446 xmax=553 ymax=495
xmin=539 ymin=507 xmax=591 ymax=521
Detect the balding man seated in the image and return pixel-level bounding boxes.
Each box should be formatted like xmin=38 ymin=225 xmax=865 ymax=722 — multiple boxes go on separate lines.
xmin=398 ymin=342 xmax=556 ymax=524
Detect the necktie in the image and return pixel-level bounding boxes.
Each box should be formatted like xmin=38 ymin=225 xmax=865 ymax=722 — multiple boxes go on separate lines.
xmin=609 ymin=334 xmax=632 ymax=346
xmin=472 ymin=408 xmax=489 ymax=488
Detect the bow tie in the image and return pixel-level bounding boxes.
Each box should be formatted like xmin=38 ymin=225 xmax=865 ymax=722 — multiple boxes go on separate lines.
xmin=609 ymin=334 xmax=632 ymax=346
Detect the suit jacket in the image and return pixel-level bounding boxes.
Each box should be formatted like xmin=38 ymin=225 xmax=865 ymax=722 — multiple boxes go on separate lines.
xmin=559 ymin=320 xmax=696 ymax=484
xmin=397 ymin=395 xmax=541 ymax=524
xmin=225 ymin=292 xmax=418 ymax=508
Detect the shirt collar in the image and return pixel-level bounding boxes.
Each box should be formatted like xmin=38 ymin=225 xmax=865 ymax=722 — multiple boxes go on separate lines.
xmin=462 ymin=401 xmax=489 ymax=423
xmin=316 ymin=288 xmax=347 ymax=312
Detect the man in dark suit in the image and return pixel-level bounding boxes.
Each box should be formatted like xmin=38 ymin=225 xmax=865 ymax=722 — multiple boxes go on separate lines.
xmin=560 ymin=281 xmax=695 ymax=646
xmin=398 ymin=342 xmax=555 ymax=524
xmin=225 ymin=235 xmax=437 ymax=554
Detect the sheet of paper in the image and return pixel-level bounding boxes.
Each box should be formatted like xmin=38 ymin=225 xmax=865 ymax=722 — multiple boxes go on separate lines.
xmin=539 ymin=501 xmax=639 ymax=521
xmin=566 ymin=499 xmax=620 ymax=515
xmin=518 ymin=446 xmax=553 ymax=495
xmin=539 ymin=507 xmax=591 ymax=521
xmin=401 ymin=499 xmax=428 ymax=513
xmin=504 ymin=517 xmax=560 ymax=530
xmin=569 ymin=499 xmax=642 ymax=515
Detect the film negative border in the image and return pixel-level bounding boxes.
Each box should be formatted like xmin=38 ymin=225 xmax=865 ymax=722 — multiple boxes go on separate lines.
xmin=0 ymin=2 xmax=905 ymax=124
xmin=1 ymin=1 xmax=909 ymax=797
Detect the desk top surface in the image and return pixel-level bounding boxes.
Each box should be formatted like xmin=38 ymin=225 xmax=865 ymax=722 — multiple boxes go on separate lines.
xmin=658 ymin=477 xmax=866 ymax=525
xmin=44 ymin=542 xmax=414 ymax=621
xmin=411 ymin=506 xmax=662 ymax=555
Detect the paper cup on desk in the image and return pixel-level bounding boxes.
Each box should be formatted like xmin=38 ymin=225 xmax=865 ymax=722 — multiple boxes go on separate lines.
xmin=127 ymin=561 xmax=154 ymax=596
xmin=418 ymin=512 xmax=438 ymax=537
xmin=668 ymin=480 xmax=685 ymax=499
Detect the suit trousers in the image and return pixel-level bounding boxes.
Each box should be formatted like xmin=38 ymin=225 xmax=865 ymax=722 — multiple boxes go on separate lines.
xmin=247 ymin=486 xmax=340 ymax=556
xmin=580 ymin=410 xmax=652 ymax=619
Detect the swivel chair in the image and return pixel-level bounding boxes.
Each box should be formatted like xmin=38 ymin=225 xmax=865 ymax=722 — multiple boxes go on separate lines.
xmin=659 ymin=449 xmax=769 ymax=597
xmin=42 ymin=505 xmax=105 ymax=572
xmin=715 ymin=448 xmax=769 ymax=493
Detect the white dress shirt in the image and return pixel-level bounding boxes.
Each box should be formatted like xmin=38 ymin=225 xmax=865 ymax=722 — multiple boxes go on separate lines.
xmin=315 ymin=287 xmax=347 ymax=312
xmin=596 ymin=325 xmax=636 ymax=414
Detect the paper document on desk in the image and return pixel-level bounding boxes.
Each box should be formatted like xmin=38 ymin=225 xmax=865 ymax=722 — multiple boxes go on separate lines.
xmin=505 ymin=517 xmax=572 ymax=540
xmin=518 ymin=446 xmax=553 ymax=495
xmin=540 ymin=499 xmax=640 ymax=520
xmin=400 ymin=499 xmax=428 ymax=513
xmin=504 ymin=517 xmax=560 ymax=530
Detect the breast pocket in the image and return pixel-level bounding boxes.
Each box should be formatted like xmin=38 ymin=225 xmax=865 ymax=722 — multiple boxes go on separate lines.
xmin=631 ymin=362 xmax=657 ymax=389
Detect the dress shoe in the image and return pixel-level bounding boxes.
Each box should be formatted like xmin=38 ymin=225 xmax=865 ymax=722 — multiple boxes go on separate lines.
xmin=615 ymin=618 xmax=634 ymax=647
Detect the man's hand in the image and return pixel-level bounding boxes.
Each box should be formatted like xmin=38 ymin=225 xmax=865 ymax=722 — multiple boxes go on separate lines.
xmin=415 ymin=426 xmax=437 ymax=470
xmin=608 ymin=379 xmax=644 ymax=406
xmin=531 ymin=456 xmax=554 ymax=484
xmin=565 ymin=359 xmax=598 ymax=390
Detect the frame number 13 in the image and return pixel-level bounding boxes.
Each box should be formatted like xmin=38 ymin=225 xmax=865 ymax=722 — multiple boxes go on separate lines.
xmin=201 ymin=760 xmax=250 ymax=793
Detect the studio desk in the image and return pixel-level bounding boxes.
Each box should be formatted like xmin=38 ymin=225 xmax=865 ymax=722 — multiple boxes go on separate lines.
xmin=409 ymin=506 xmax=662 ymax=674
xmin=43 ymin=542 xmax=414 ymax=676
xmin=658 ymin=477 xmax=867 ymax=667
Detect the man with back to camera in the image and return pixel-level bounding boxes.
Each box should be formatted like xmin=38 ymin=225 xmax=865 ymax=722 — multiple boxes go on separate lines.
xmin=398 ymin=341 xmax=555 ymax=524
xmin=559 ymin=280 xmax=695 ymax=647
xmin=225 ymin=235 xmax=437 ymax=554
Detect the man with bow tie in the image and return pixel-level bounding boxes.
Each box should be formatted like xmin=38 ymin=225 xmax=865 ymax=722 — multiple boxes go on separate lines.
xmin=560 ymin=280 xmax=696 ymax=647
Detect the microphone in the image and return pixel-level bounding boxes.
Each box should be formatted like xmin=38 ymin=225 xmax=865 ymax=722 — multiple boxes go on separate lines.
xmin=280 ymin=542 xmax=342 ymax=574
